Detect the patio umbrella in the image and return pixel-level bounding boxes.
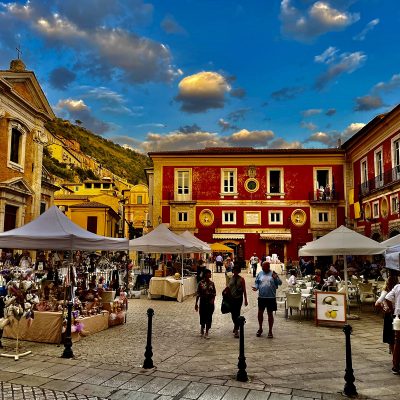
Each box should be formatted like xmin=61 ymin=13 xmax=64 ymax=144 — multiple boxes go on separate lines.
xmin=209 ymin=242 xmax=234 ymax=252
xmin=299 ymin=225 xmax=386 ymax=309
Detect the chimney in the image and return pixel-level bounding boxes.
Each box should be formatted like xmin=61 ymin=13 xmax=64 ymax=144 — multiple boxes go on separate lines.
xmin=337 ymin=138 xmax=342 ymax=148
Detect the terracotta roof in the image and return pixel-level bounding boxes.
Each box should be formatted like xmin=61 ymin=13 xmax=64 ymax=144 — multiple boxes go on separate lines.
xmin=149 ymin=147 xmax=344 ymax=156
xmin=69 ymin=201 xmax=110 ymax=208
xmin=55 ymin=195 xmax=89 ymax=200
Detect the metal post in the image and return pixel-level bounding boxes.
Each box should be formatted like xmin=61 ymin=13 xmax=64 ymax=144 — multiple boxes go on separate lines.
xmin=61 ymin=301 xmax=74 ymax=358
xmin=143 ymin=308 xmax=154 ymax=369
xmin=236 ymin=316 xmax=248 ymax=382
xmin=343 ymin=324 xmax=357 ymax=397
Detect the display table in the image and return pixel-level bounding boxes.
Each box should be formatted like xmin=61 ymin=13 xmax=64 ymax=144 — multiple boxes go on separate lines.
xmin=148 ymin=276 xmax=197 ymax=302
xmin=4 ymin=310 xmax=110 ymax=344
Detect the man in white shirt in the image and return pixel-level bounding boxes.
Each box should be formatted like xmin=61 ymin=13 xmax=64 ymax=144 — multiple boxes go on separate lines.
xmin=385 ymin=284 xmax=400 ymax=374
xmin=215 ymin=254 xmax=223 ymax=273
xmin=250 ymin=253 xmax=259 ymax=277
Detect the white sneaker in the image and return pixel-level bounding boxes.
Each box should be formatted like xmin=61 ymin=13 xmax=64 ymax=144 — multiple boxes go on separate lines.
xmin=204 ymin=332 xmax=210 ymax=339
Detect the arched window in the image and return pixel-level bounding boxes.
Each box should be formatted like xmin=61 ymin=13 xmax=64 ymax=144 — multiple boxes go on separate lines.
xmin=10 ymin=128 xmax=22 ymax=163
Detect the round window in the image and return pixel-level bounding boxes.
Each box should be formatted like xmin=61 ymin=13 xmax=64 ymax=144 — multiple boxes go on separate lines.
xmin=245 ymin=178 xmax=259 ymax=193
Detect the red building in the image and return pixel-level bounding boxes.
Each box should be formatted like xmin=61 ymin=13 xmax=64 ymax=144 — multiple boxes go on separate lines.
xmin=343 ymin=104 xmax=400 ymax=241
xmin=148 ymin=148 xmax=346 ymax=264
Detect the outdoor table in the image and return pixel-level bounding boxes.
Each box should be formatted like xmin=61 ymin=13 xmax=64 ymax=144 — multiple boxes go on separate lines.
xmin=148 ymin=276 xmax=197 ymax=302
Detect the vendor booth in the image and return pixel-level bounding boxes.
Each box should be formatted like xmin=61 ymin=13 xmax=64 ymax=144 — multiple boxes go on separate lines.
xmin=0 ymin=206 xmax=129 ymax=347
xmin=129 ymin=224 xmax=203 ymax=301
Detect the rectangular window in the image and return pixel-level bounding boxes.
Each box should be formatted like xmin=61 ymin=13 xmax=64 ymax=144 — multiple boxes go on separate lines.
xmin=392 ymin=136 xmax=400 ymax=180
xmin=318 ymin=212 xmax=329 ymax=222
xmin=177 ymin=171 xmax=189 ymax=194
xmin=10 ymin=128 xmax=21 ymax=164
xmin=222 ymin=211 xmax=236 ymax=224
xmin=87 ymin=216 xmax=98 ymax=234
xmin=268 ymin=170 xmax=281 ymax=193
xmin=174 ymin=169 xmax=192 ymax=200
xmin=372 ymin=201 xmax=379 ymax=219
xmin=360 ymin=158 xmax=368 ymax=193
xmin=94 ymin=183 xmax=101 ymax=189
xmin=85 ymin=183 xmax=92 ymax=189
xmin=40 ymin=202 xmax=46 ymax=215
xmin=137 ymin=195 xmax=143 ymax=204
xmin=375 ymin=148 xmax=383 ymax=187
xmin=103 ymin=183 xmax=111 ymax=189
xmin=391 ymin=195 xmax=399 ymax=215
xmin=178 ymin=212 xmax=188 ymax=222
xmin=269 ymin=211 xmax=283 ymax=225
xmin=75 ymin=186 xmax=79 ymax=191
xmin=4 ymin=204 xmax=18 ymax=231
xmin=221 ymin=169 xmax=237 ymax=194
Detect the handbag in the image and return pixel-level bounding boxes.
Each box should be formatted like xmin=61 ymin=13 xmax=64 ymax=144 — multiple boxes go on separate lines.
xmin=221 ymin=297 xmax=231 ymax=314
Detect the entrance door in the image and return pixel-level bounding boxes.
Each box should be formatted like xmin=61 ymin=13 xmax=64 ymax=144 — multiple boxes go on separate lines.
xmin=268 ymin=242 xmax=284 ymax=263
xmin=4 ymin=204 xmax=18 ymax=231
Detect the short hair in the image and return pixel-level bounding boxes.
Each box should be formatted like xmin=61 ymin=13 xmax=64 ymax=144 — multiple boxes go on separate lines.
xmin=262 ymin=261 xmax=270 ymax=268
xmin=204 ymin=268 xmax=211 ymax=275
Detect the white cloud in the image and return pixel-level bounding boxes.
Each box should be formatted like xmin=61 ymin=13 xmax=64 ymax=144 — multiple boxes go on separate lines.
xmin=373 ymin=74 xmax=400 ymax=93
xmin=353 ymin=18 xmax=379 ymax=41
xmin=315 ymin=51 xmax=366 ymax=90
xmin=175 ymin=71 xmax=231 ymax=113
xmin=302 ymin=108 xmax=322 ymax=117
xmin=314 ymin=46 xmax=338 ymax=64
xmin=305 ymin=122 xmax=365 ymax=146
xmin=57 ymin=98 xmax=88 ymax=111
xmin=280 ymin=0 xmax=359 ymax=42
xmin=228 ymin=129 xmax=274 ymax=146
xmin=301 ymin=121 xmax=318 ymax=131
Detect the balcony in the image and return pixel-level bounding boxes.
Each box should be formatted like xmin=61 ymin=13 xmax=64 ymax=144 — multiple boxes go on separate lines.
xmin=308 ymin=190 xmax=339 ymax=204
xmin=167 ymin=190 xmax=197 ymax=205
xmin=358 ymin=166 xmax=400 ymax=198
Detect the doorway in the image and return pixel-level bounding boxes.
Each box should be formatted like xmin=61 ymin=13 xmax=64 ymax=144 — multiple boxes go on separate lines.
xmin=268 ymin=242 xmax=284 ymax=263
xmin=4 ymin=204 xmax=18 ymax=231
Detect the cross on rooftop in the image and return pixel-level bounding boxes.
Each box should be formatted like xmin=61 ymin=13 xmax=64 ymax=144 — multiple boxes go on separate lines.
xmin=16 ymin=44 xmax=22 ymax=60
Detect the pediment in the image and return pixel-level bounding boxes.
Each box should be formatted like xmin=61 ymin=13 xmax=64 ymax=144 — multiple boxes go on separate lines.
xmin=0 ymin=177 xmax=34 ymax=195
xmin=0 ymin=71 xmax=55 ymax=120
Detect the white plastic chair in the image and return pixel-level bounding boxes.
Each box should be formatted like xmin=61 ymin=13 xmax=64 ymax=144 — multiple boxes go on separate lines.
xmin=285 ymin=292 xmax=303 ymax=319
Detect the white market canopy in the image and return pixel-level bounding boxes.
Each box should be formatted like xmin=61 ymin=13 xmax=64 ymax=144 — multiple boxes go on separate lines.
xmin=0 ymin=205 xmax=128 ymax=251
xmin=180 ymin=231 xmax=211 ymax=252
xmin=381 ymin=234 xmax=400 ymax=271
xmin=298 ymin=225 xmax=386 ymax=256
xmin=129 ymin=223 xmax=203 ymax=254
xmin=381 ymin=234 xmax=400 ymax=252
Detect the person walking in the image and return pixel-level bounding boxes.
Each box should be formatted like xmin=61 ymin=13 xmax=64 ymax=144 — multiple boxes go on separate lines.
xmin=252 ymin=261 xmax=282 ymax=338
xmin=385 ymin=279 xmax=400 ymax=373
xmin=226 ymin=265 xmax=248 ymax=338
xmin=250 ymin=253 xmax=259 ymax=277
xmin=195 ymin=269 xmax=216 ymax=339
xmin=375 ymin=271 xmax=398 ymax=355
xmin=215 ymin=253 xmax=223 ymax=273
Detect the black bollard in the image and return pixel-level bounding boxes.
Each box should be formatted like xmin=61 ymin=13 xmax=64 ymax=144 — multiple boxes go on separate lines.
xmin=143 ymin=308 xmax=154 ymax=369
xmin=61 ymin=301 xmax=74 ymax=358
xmin=236 ymin=316 xmax=248 ymax=382
xmin=343 ymin=324 xmax=357 ymax=397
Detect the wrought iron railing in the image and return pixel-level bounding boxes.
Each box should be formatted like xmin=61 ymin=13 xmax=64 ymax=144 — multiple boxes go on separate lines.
xmin=308 ymin=190 xmax=339 ymax=202
xmin=358 ymin=166 xmax=400 ymax=197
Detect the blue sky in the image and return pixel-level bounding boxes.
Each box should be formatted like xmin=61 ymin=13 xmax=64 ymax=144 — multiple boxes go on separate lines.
xmin=0 ymin=0 xmax=399 ymax=153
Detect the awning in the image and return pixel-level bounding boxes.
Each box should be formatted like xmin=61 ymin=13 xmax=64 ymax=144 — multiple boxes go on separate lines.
xmin=213 ymin=233 xmax=245 ymax=240
xmin=260 ymin=233 xmax=292 ymax=241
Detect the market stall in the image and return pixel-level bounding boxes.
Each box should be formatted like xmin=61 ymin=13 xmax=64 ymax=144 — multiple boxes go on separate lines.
xmin=129 ymin=224 xmax=203 ymax=301
xmin=148 ymin=276 xmax=197 ymax=302
xmin=0 ymin=206 xmax=129 ymax=348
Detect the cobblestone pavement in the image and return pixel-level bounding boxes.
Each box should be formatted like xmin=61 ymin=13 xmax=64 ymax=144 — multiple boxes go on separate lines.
xmin=1 ymin=270 xmax=399 ymax=399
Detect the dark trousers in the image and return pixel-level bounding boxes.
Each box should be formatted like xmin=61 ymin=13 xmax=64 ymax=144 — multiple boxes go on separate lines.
xmin=199 ymin=301 xmax=215 ymax=330
xmin=252 ymin=264 xmax=257 ymax=277
xmin=231 ymin=297 xmax=243 ymax=330
xmin=216 ymin=261 xmax=223 ymax=273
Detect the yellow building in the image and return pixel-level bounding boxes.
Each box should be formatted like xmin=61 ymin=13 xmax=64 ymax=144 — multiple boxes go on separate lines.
xmin=47 ymin=143 xmax=81 ymax=167
xmin=123 ymin=184 xmax=149 ymax=238
xmin=68 ymin=201 xmax=120 ymax=237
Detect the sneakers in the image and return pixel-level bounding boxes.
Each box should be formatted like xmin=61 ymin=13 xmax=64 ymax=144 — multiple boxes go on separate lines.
xmin=391 ymin=367 xmax=399 ymax=375
xmin=204 ymin=332 xmax=210 ymax=339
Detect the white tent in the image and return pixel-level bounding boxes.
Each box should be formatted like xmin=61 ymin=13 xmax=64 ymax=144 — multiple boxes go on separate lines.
xmin=180 ymin=231 xmax=211 ymax=252
xmin=299 ymin=225 xmax=386 ymax=307
xmin=381 ymin=234 xmax=400 ymax=252
xmin=0 ymin=205 xmax=128 ymax=251
xmin=129 ymin=223 xmax=203 ymax=253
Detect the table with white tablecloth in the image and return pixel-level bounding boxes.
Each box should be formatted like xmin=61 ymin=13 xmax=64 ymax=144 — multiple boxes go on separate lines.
xmin=148 ymin=276 xmax=197 ymax=302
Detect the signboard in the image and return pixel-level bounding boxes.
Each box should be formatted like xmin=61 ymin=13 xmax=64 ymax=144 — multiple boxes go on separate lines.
xmin=244 ymin=211 xmax=261 ymax=225
xmin=315 ymin=291 xmax=346 ymax=326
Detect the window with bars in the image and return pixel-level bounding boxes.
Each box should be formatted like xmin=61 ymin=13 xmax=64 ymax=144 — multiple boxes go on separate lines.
xmin=178 ymin=212 xmax=188 ymax=222
xmin=222 ymin=211 xmax=236 ymax=224
xmin=318 ymin=212 xmax=329 ymax=222
xmin=222 ymin=169 xmax=236 ymax=193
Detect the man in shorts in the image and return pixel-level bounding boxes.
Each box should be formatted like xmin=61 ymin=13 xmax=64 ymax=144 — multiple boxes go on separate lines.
xmin=252 ymin=261 xmax=282 ymax=338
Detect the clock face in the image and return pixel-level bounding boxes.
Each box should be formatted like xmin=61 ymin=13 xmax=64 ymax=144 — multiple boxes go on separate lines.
xmin=199 ymin=209 xmax=214 ymax=226
xmin=291 ymin=209 xmax=306 ymax=226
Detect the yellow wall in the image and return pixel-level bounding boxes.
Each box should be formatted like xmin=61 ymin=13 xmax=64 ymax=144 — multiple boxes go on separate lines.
xmin=69 ymin=207 xmax=119 ymax=237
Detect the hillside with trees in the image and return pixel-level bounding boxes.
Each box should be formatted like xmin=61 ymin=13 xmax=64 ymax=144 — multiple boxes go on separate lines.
xmin=44 ymin=118 xmax=152 ymax=184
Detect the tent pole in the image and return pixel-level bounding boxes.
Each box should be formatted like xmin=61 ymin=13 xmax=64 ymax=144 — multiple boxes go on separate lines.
xmin=344 ymin=256 xmax=350 ymax=316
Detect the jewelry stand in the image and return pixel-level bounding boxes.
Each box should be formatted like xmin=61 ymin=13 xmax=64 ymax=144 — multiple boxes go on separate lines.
xmin=1 ymin=319 xmax=32 ymax=361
